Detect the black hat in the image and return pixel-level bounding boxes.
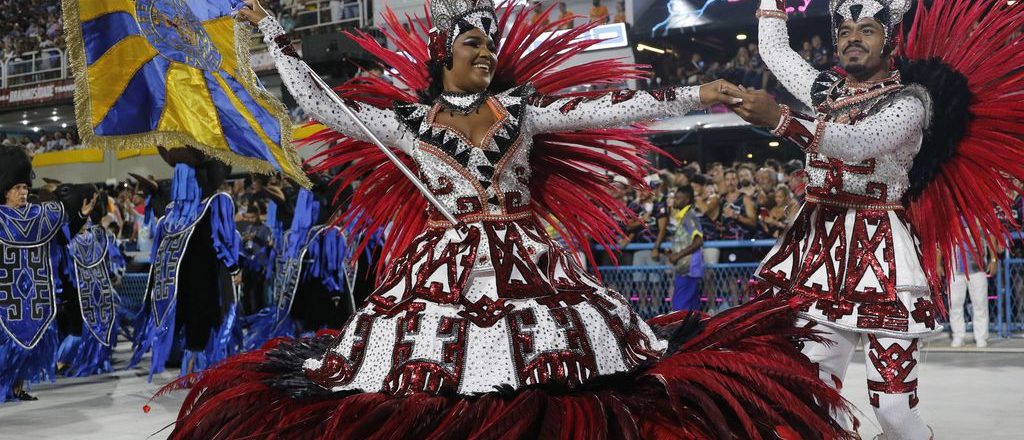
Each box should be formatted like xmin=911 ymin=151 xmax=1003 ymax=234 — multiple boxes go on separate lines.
xmin=0 ymin=145 xmax=33 ymax=196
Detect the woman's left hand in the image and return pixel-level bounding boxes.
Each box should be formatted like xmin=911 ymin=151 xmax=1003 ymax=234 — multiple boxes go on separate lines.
xmin=699 ymin=80 xmax=744 ymax=106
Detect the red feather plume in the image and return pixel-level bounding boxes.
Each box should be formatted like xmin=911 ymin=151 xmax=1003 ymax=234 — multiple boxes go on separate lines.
xmin=901 ymin=0 xmax=1024 ymax=314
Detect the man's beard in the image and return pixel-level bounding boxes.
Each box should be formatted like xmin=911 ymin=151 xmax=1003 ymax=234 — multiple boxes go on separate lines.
xmin=844 ymin=61 xmax=868 ymax=76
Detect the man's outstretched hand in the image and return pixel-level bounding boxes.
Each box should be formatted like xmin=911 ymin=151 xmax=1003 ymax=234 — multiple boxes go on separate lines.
xmin=722 ymin=86 xmax=784 ymax=128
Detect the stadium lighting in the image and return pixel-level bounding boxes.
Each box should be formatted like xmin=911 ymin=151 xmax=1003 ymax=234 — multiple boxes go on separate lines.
xmin=31 ymin=127 xmax=40 ymax=132
xmin=746 ymin=153 xmax=754 ymax=159
xmin=21 ymin=119 xmax=29 ymax=125
xmin=61 ymin=123 xmax=68 ymax=129
xmin=736 ymin=34 xmax=748 ymax=41
xmin=637 ymin=44 xmax=666 ymax=54
xmin=769 ymin=141 xmax=780 ymax=147
xmin=50 ymin=116 xmax=60 ymax=121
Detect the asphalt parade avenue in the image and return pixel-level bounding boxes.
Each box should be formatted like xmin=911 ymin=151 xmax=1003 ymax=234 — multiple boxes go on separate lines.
xmin=2 ymin=335 xmax=1023 ymax=439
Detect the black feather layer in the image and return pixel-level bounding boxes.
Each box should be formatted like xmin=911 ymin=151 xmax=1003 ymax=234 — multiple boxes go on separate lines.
xmin=898 ymin=56 xmax=974 ymax=204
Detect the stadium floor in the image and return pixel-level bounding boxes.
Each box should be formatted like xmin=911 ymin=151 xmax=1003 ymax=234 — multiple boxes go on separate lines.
xmin=2 ymin=335 xmax=1023 ymax=439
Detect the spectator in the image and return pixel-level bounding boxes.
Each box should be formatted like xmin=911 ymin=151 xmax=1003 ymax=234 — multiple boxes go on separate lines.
xmin=666 ymin=185 xmax=704 ymax=311
xmin=754 ymin=167 xmax=777 ymax=207
xmin=761 ymin=184 xmax=798 ymax=238
xmin=589 ymin=0 xmax=610 ymax=25
xmin=556 ymin=2 xmax=574 ymax=30
xmin=531 ymin=2 xmax=550 ymax=26
xmin=690 ymin=174 xmax=722 ymax=263
xmin=948 ymin=237 xmax=1000 ymax=348
xmin=747 ymin=43 xmax=770 ymax=90
xmin=683 ymin=53 xmax=705 ymax=85
xmin=799 ymin=40 xmax=813 ymax=63
xmin=810 ymin=35 xmax=832 ymax=69
xmin=708 ymin=162 xmax=724 ymax=188
xmin=725 ymin=46 xmax=755 ymax=88
xmin=236 ymin=174 xmax=269 ymax=215
xmin=720 ymin=169 xmax=758 ymax=243
xmin=613 ymin=1 xmax=626 ymax=24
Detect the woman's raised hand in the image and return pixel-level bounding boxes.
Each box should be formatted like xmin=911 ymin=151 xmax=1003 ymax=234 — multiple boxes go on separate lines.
xmin=235 ymin=0 xmax=270 ymax=26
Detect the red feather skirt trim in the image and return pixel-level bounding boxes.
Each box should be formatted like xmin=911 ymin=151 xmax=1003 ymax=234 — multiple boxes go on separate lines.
xmin=159 ymin=297 xmax=852 ymax=440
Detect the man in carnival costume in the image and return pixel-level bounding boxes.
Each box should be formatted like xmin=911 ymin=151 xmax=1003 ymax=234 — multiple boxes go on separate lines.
xmin=154 ymin=1 xmax=855 ymax=438
xmin=727 ymin=1 xmax=1024 ymax=438
xmin=0 ymin=145 xmax=95 ymax=401
xmin=130 ymin=146 xmax=241 ymax=379
xmin=56 ymin=186 xmax=127 ymax=377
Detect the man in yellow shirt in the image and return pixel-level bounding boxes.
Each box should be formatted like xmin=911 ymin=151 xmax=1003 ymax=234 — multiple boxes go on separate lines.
xmin=556 ymin=2 xmax=574 ymax=30
xmin=589 ymin=0 xmax=609 ymax=25
xmin=531 ymin=1 xmax=550 ymax=26
xmin=613 ymin=1 xmax=626 ymax=24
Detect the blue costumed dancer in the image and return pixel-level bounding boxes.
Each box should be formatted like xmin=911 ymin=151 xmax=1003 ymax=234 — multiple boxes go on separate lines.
xmin=130 ymin=147 xmax=240 ymax=379
xmin=244 ymin=176 xmax=371 ymax=349
xmin=0 ymin=145 xmax=94 ymax=401
xmin=56 ymin=190 xmax=126 ymax=377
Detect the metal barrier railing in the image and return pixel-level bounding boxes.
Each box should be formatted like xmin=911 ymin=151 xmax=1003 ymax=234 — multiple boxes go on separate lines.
xmin=118 ymin=272 xmax=149 ymax=319
xmin=606 ymin=239 xmax=1020 ymax=337
xmin=1 ymin=48 xmax=67 ymax=89
xmin=596 ymin=240 xmax=773 ymax=319
xmin=114 ymin=238 xmax=1024 ymax=336
xmin=997 ymin=232 xmax=1024 ymax=337
xmin=287 ymin=1 xmax=366 ymax=32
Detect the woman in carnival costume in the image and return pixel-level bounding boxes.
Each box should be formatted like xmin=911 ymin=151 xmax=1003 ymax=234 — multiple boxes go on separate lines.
xmin=155 ymin=1 xmax=853 ymax=438
xmin=0 ymin=145 xmax=95 ymax=401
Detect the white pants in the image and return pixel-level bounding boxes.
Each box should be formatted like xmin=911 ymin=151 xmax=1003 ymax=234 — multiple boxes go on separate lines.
xmin=949 ymin=271 xmax=989 ymax=343
xmin=798 ymin=319 xmax=931 ymax=440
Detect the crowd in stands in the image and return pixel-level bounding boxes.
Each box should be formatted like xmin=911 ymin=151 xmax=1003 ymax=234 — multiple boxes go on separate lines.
xmin=0 ymin=0 xmax=64 ymax=62
xmin=1 ymin=130 xmax=82 ymax=155
xmin=645 ymin=34 xmax=838 ymax=96
xmin=530 ymin=1 xmax=627 ymax=28
xmin=54 ymin=154 xmax=806 ymax=266
xmin=607 ymin=158 xmax=806 ymax=267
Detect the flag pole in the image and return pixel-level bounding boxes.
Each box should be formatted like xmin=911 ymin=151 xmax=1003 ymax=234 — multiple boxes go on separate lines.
xmin=300 ymin=64 xmax=460 ymax=226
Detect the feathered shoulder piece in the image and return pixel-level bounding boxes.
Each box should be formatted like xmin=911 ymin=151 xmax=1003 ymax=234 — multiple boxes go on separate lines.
xmin=899 ymin=0 xmax=1024 ymax=287
xmin=300 ymin=3 xmax=659 ymax=275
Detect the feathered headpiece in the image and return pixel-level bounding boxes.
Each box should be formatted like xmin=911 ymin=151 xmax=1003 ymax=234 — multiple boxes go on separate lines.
xmin=829 ymin=0 xmax=912 ymax=47
xmin=428 ymin=0 xmax=499 ymax=68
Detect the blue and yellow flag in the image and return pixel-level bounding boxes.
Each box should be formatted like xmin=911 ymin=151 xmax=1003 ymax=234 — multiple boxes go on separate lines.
xmin=62 ymin=0 xmax=310 ymax=186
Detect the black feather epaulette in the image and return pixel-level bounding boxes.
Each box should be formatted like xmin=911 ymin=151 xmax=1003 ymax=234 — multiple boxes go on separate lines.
xmin=898 ymin=57 xmax=974 ymax=204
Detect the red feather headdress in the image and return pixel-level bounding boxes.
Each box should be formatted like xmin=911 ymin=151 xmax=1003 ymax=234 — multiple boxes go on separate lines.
xmin=299 ymin=3 xmax=659 ymax=277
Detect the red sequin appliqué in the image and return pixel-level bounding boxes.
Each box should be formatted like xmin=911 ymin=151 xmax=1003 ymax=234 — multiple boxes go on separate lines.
xmin=845 ymin=209 xmax=898 ymax=304
xmin=305 ymin=314 xmax=374 ymax=389
xmin=866 ymin=336 xmax=919 ymax=408
xmin=384 ymin=310 xmax=468 ymax=396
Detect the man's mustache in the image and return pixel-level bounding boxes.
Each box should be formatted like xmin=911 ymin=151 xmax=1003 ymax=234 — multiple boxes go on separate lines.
xmin=844 ymin=43 xmax=868 ymax=54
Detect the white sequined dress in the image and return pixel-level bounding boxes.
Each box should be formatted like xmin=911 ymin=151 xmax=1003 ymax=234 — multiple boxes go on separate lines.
xmin=259 ymin=16 xmax=706 ymax=395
